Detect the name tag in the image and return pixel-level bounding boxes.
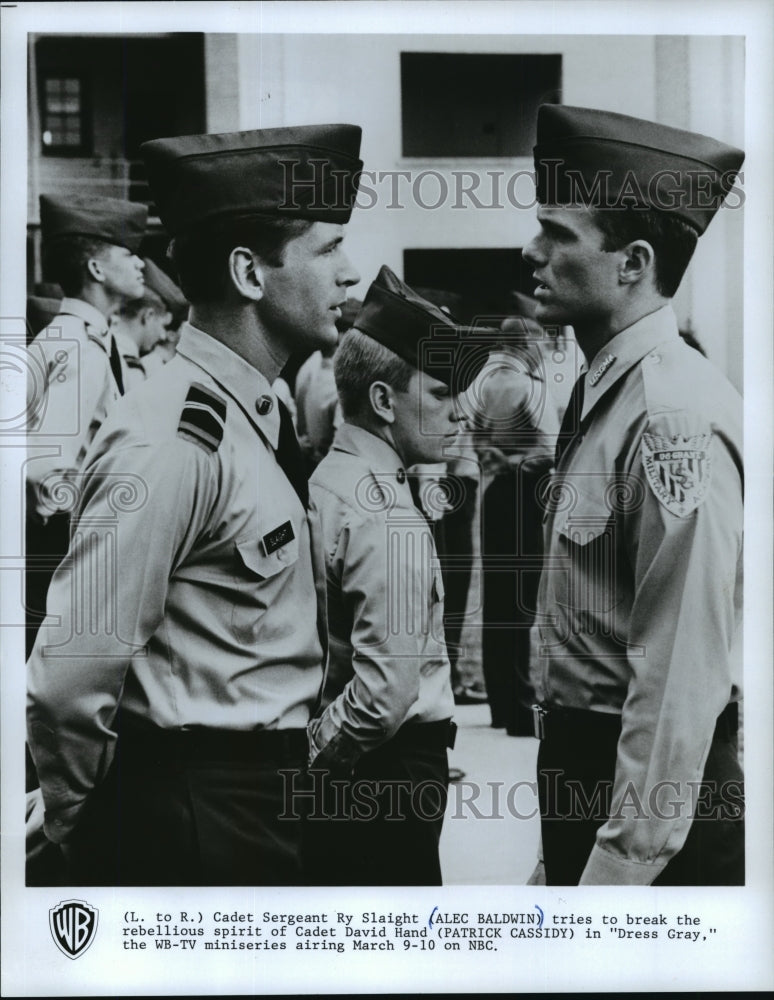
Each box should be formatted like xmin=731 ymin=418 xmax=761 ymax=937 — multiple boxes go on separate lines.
xmin=262 ymin=520 xmax=295 ymax=555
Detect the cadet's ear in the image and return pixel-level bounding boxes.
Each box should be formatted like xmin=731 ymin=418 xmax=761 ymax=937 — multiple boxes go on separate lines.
xmin=228 ymin=246 xmax=264 ymax=301
xmin=368 ymin=381 xmax=396 ymax=424
xmin=618 ymin=240 xmax=655 ymax=287
xmin=86 ymin=256 xmax=106 ymax=284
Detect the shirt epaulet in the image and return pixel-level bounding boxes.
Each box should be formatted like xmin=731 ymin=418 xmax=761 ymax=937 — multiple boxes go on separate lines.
xmin=177 ymin=382 xmax=227 ymax=452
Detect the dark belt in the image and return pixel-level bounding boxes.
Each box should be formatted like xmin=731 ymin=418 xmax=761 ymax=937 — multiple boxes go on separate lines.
xmin=532 ymin=701 xmax=739 ymax=743
xmin=390 ymin=718 xmax=457 ymax=750
xmin=115 ymin=712 xmax=308 ymax=764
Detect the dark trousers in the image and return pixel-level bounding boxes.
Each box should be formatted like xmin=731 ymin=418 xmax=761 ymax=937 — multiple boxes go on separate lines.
xmin=25 ymin=510 xmax=70 ymax=659
xmin=436 ymin=475 xmax=479 ymax=689
xmin=304 ymin=721 xmax=451 ymax=886
xmin=537 ymin=705 xmax=745 ymax=886
xmin=481 ymin=467 xmax=545 ymax=733
xmin=63 ymin=716 xmax=308 ymax=886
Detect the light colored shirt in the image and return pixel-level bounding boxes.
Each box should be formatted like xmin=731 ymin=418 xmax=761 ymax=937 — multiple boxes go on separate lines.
xmin=113 ymin=328 xmax=148 ymax=391
xmin=26 ymin=297 xmax=124 ymax=518
xmin=294 ymin=350 xmax=340 ymax=455
xmin=531 ymin=305 xmax=743 ymax=885
xmin=307 ymin=423 xmax=454 ymax=771
xmin=27 ymin=322 xmax=326 ymax=842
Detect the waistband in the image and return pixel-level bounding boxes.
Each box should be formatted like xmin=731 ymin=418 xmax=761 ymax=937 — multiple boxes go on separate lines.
xmin=532 ymin=702 xmax=739 ymax=743
xmin=115 ymin=712 xmax=308 ymax=764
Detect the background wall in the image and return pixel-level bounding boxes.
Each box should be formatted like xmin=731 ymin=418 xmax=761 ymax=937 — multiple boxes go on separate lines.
xmin=30 ymin=31 xmax=745 ymax=389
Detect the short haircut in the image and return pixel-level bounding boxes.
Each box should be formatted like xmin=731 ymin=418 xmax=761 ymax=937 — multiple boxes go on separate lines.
xmin=334 ymin=328 xmax=415 ymax=420
xmin=118 ymin=287 xmax=166 ymax=320
xmin=168 ymin=215 xmax=314 ymax=305
xmin=42 ymin=235 xmax=112 ymax=297
xmin=589 ymin=206 xmax=698 ymax=299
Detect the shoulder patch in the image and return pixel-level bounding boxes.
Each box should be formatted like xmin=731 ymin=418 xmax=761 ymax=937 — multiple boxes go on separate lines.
xmin=177 ymin=382 xmax=227 ymax=452
xmin=641 ymin=432 xmax=713 ymax=517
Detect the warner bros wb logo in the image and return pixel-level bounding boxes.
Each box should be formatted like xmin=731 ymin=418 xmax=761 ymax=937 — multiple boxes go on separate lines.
xmin=49 ymin=899 xmax=99 ymax=959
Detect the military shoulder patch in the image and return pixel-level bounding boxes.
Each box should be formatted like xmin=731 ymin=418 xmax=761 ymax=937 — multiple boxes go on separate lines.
xmin=641 ymin=432 xmax=713 ymax=517
xmin=177 ymin=382 xmax=227 ymax=452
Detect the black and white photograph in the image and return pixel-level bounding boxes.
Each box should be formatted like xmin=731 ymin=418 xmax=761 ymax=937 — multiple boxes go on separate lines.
xmin=1 ymin=1 xmax=772 ymax=995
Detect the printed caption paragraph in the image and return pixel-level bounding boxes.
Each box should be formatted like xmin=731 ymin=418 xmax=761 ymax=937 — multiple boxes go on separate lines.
xmin=120 ymin=907 xmax=719 ymax=954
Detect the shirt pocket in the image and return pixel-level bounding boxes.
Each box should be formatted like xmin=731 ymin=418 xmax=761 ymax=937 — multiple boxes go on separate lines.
xmin=231 ymin=531 xmax=300 ymax=643
xmin=552 ymin=487 xmax=624 ymax=614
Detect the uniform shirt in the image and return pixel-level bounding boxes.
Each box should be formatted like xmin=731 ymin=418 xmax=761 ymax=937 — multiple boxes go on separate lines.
xmin=114 ymin=328 xmax=150 ymax=392
xmin=307 ymin=423 xmax=454 ymax=771
xmin=531 ymin=305 xmax=743 ymax=885
xmin=27 ymin=322 xmax=325 ymax=843
xmin=295 ymin=350 xmax=340 ymax=456
xmin=26 ymin=297 xmax=124 ymax=518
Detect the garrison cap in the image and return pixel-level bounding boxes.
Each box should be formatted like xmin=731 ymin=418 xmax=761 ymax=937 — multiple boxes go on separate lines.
xmin=142 ymin=258 xmax=187 ymax=314
xmin=140 ymin=124 xmax=363 ymax=236
xmin=353 ymin=266 xmax=491 ymax=392
xmin=337 ymin=297 xmax=362 ymax=333
xmin=39 ymin=194 xmax=148 ymax=252
xmin=534 ymin=105 xmax=745 ymax=234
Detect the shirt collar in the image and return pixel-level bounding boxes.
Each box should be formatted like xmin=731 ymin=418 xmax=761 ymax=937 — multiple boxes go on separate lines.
xmin=330 ymin=423 xmax=415 ymax=504
xmin=113 ymin=329 xmax=139 ymax=360
xmin=581 ymin=305 xmax=680 ymax=420
xmin=59 ymin=297 xmax=110 ymax=336
xmin=175 ymin=321 xmax=281 ymax=448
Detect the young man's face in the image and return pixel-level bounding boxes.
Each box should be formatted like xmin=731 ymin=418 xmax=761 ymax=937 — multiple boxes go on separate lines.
xmin=139 ymin=306 xmax=172 ymax=355
xmin=96 ymin=245 xmax=146 ymax=301
xmin=522 ymin=205 xmax=621 ymax=328
xmin=259 ymin=221 xmax=360 ymax=353
xmin=390 ymin=370 xmax=462 ymax=467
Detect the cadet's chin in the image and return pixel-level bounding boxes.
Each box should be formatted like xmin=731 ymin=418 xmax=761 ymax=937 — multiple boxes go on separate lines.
xmin=533 ymin=299 xmax=560 ymax=325
xmin=309 ymin=320 xmax=340 ymax=352
xmin=413 ymin=440 xmax=449 ymax=466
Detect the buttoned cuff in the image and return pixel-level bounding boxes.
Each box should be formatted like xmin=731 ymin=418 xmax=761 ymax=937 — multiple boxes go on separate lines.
xmin=579 ymin=844 xmax=668 ymax=885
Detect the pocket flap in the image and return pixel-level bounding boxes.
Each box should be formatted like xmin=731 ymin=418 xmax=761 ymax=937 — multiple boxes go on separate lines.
xmin=235 ymin=531 xmax=299 ymax=579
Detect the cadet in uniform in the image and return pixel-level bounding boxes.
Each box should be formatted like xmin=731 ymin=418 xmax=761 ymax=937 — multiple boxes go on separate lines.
xmin=524 ymin=105 xmax=745 ymax=884
xmin=25 ymin=195 xmax=147 ymax=655
xmin=112 ymin=258 xmax=186 ymax=388
xmin=304 ymin=266 xmax=488 ymax=885
xmin=470 ymin=317 xmax=558 ymax=735
xmin=27 ymin=124 xmax=362 ymax=886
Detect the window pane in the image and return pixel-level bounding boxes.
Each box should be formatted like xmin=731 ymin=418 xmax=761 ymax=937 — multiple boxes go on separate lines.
xmin=42 ymin=76 xmax=84 ymax=150
xmin=401 ymin=53 xmax=562 ymax=157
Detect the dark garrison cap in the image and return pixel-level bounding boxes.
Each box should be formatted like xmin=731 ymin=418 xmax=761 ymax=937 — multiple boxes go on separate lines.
xmin=534 ymin=105 xmax=745 ymax=234
xmin=141 ymin=124 xmax=363 ymax=236
xmin=142 ymin=258 xmax=187 ymax=314
xmin=353 ymin=266 xmax=491 ymax=393
xmin=40 ymin=194 xmax=148 ymax=253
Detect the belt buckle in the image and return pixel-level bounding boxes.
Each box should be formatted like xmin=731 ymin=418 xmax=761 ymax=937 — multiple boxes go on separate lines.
xmin=531 ymin=704 xmax=547 ymax=741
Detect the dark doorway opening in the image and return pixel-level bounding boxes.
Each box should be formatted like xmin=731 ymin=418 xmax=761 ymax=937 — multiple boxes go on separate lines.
xmin=404 ymin=248 xmax=535 ymax=324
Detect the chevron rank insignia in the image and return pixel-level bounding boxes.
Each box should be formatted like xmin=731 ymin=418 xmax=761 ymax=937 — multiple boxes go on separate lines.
xmin=177 ymin=383 xmax=227 ymax=452
xmin=642 ymin=432 xmax=713 ymax=517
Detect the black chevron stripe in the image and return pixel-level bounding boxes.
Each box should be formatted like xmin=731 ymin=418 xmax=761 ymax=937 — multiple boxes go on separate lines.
xmin=177 ymin=382 xmax=226 ymax=452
